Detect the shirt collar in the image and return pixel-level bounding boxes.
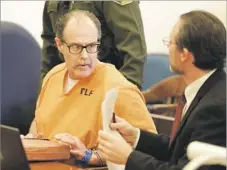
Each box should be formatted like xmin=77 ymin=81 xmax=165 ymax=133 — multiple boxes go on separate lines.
xmin=184 ymin=69 xmax=216 ymax=105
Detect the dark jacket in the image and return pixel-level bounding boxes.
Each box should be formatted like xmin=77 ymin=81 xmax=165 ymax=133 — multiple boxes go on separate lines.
xmin=126 ymin=69 xmax=226 ymax=170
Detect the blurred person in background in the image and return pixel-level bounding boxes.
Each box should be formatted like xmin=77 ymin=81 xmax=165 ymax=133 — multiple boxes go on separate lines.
xmin=41 ymin=1 xmax=147 ymax=88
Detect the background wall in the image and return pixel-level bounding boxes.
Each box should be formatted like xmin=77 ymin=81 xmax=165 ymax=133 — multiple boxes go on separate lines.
xmin=1 ymin=1 xmax=44 ymax=46
xmin=1 ymin=1 xmax=226 ymax=54
xmin=140 ymin=1 xmax=226 ymax=53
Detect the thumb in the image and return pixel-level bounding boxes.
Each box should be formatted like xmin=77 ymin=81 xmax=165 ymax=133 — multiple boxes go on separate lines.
xmin=115 ymin=115 xmax=124 ymax=122
xmin=26 ymin=134 xmax=34 ymax=138
xmin=70 ymin=149 xmax=80 ymax=155
xmin=20 ymin=135 xmax=25 ymax=139
xmin=36 ymin=133 xmax=44 ymax=139
xmin=70 ymin=149 xmax=84 ymax=160
xmin=110 ymin=121 xmax=125 ymax=131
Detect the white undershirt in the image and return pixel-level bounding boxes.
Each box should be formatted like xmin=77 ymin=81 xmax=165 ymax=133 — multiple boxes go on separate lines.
xmin=64 ymin=74 xmax=79 ymax=94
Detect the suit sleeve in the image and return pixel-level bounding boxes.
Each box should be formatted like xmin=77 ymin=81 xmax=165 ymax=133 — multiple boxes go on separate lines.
xmin=125 ymin=104 xmax=226 ymax=170
xmin=41 ymin=1 xmax=62 ymax=81
xmin=136 ymin=130 xmax=170 ymax=161
xmin=102 ymin=1 xmax=147 ymax=88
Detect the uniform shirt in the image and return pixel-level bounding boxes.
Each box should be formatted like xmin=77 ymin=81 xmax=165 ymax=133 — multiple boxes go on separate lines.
xmin=35 ymin=62 xmax=156 ymax=148
xmin=41 ymin=1 xmax=147 ymax=88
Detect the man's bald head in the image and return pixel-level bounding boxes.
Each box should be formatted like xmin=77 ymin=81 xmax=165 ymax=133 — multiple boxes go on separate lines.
xmin=55 ymin=10 xmax=101 ymax=41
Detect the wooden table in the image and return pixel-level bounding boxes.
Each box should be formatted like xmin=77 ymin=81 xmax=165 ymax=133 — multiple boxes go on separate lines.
xmin=30 ymin=161 xmax=108 ymax=170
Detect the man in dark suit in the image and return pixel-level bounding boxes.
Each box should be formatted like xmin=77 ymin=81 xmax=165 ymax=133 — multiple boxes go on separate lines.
xmin=98 ymin=10 xmax=226 ymax=170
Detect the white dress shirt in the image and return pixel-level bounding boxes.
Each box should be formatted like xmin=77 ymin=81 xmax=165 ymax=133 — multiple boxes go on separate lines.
xmin=182 ymin=69 xmax=216 ymax=117
xmin=133 ymin=69 xmax=216 ymax=148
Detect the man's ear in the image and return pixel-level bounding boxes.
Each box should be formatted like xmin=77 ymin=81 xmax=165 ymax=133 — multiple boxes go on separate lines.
xmin=180 ymin=48 xmax=192 ymax=63
xmin=55 ymin=37 xmax=64 ymax=53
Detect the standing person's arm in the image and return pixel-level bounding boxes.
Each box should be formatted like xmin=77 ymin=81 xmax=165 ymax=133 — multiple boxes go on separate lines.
xmin=142 ymin=75 xmax=186 ymax=103
xmin=102 ymin=1 xmax=147 ymax=88
xmin=41 ymin=1 xmax=62 ymax=80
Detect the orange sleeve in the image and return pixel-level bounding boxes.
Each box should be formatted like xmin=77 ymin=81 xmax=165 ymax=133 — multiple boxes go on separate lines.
xmin=35 ymin=74 xmax=49 ymax=111
xmin=114 ymin=85 xmax=157 ymax=133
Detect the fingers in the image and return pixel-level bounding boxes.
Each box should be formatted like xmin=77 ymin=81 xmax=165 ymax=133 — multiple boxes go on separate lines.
xmin=71 ymin=136 xmax=84 ymax=149
xmin=20 ymin=135 xmax=25 ymax=139
xmin=98 ymin=130 xmax=115 ymax=142
xmin=115 ymin=115 xmax=124 ymax=122
xmin=98 ymin=137 xmax=111 ymax=159
xmin=98 ymin=144 xmax=107 ymax=155
xmin=34 ymin=133 xmax=43 ymax=139
xmin=54 ymin=133 xmax=75 ymax=142
xmin=98 ymin=138 xmax=118 ymax=163
xmin=70 ymin=149 xmax=81 ymax=159
xmin=70 ymin=149 xmax=80 ymax=155
xmin=21 ymin=132 xmax=46 ymax=140
xmin=55 ymin=133 xmax=74 ymax=144
xmin=57 ymin=140 xmax=72 ymax=149
xmin=54 ymin=133 xmax=83 ymax=150
xmin=26 ymin=134 xmax=34 ymax=138
xmin=54 ymin=133 xmax=71 ymax=140
xmin=110 ymin=121 xmax=126 ymax=131
xmin=98 ymin=145 xmax=109 ymax=161
xmin=98 ymin=131 xmax=116 ymax=151
xmin=58 ymin=137 xmax=74 ymax=145
xmin=98 ymin=131 xmax=115 ymax=155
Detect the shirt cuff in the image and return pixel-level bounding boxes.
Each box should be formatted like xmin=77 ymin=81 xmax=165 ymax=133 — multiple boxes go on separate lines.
xmin=132 ymin=128 xmax=140 ymax=149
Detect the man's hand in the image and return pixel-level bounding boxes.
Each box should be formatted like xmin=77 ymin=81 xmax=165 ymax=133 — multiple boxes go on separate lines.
xmin=20 ymin=133 xmax=43 ymax=139
xmin=98 ymin=130 xmax=133 ymax=165
xmin=110 ymin=116 xmax=139 ymax=146
xmin=55 ymin=133 xmax=86 ymax=160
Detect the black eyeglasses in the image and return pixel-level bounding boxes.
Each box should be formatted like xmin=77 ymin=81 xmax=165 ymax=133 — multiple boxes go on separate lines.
xmin=62 ymin=40 xmax=100 ymax=54
xmin=162 ymin=37 xmax=177 ymax=47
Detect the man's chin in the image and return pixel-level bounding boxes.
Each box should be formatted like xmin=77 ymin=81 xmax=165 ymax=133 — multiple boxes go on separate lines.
xmin=169 ymin=66 xmax=174 ymax=73
xmin=73 ymin=71 xmax=92 ymax=80
xmin=169 ymin=65 xmax=177 ymax=73
xmin=169 ymin=66 xmax=183 ymax=74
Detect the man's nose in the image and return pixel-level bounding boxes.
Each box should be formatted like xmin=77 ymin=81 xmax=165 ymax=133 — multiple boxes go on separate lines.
xmin=80 ymin=48 xmax=89 ymax=59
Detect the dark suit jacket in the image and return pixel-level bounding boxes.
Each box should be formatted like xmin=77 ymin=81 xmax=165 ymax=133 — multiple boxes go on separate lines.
xmin=126 ymin=69 xmax=226 ymax=170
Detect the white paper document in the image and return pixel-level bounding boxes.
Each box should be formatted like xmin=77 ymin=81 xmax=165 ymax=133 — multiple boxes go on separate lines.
xmin=101 ymin=88 xmax=125 ymax=170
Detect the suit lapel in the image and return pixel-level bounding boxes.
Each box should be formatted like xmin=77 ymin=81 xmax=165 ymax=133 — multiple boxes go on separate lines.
xmin=170 ymin=69 xmax=225 ymax=145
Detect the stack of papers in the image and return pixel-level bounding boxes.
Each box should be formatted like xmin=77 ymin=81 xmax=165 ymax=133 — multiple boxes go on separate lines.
xmin=101 ymin=88 xmax=125 ymax=170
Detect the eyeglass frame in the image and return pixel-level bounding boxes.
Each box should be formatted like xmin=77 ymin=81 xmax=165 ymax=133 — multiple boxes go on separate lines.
xmin=61 ymin=40 xmax=101 ymax=54
xmin=162 ymin=37 xmax=177 ymax=48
